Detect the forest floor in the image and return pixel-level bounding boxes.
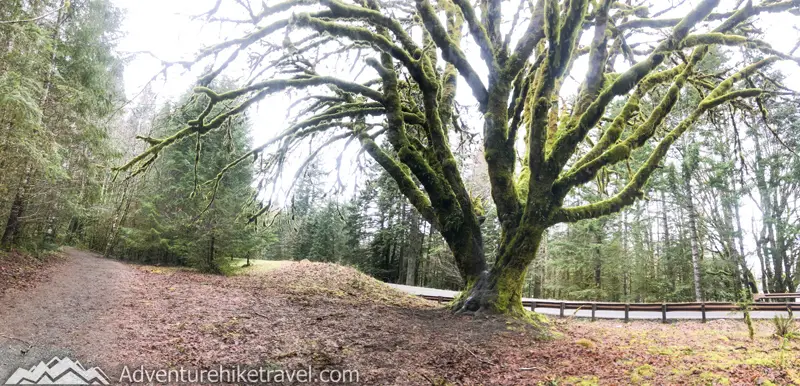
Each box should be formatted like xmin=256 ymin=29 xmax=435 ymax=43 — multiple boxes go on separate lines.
xmin=0 ymin=248 xmax=798 ymax=385
xmin=0 ymin=248 xmax=65 ymax=299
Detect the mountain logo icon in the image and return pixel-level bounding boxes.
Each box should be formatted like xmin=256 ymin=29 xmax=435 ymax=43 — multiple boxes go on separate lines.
xmin=4 ymin=356 xmax=110 ymax=385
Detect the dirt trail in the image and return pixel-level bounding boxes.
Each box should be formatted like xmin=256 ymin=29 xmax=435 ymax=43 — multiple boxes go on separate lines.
xmin=0 ymin=247 xmax=134 ymax=380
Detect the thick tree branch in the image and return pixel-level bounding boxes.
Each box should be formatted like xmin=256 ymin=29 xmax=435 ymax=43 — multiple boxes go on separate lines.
xmin=293 ymin=13 xmax=420 ymax=79
xmin=617 ymin=0 xmax=800 ymax=30
xmin=415 ymin=0 xmax=490 ymax=109
xmin=551 ymin=58 xmax=776 ymax=224
xmin=544 ymin=0 xmax=720 ymax=175
xmin=506 ymin=0 xmax=545 ymax=79
xmin=452 ymin=0 xmax=497 ymax=71
xmin=357 ymin=132 xmax=437 ymax=223
xmin=196 ymin=76 xmax=384 ymax=103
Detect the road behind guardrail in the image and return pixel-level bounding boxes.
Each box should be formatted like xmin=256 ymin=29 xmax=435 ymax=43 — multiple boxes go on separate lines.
xmin=387 ymin=283 xmax=798 ymax=322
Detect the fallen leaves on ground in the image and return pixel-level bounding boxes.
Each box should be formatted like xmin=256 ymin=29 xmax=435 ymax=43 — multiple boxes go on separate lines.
xmin=108 ymin=261 xmax=799 ymax=385
xmin=0 ymin=249 xmax=64 ymax=298
xmin=2 ymin=252 xmax=798 ymax=385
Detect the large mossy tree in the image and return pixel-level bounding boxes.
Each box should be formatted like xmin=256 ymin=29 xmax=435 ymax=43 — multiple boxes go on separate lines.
xmin=118 ymin=0 xmax=800 ymax=317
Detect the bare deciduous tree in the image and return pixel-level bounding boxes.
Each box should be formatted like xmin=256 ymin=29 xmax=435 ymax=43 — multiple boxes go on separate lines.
xmin=117 ymin=0 xmax=800 ymax=317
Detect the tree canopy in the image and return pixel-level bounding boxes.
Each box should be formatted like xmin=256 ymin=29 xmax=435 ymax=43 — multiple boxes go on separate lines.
xmin=116 ymin=0 xmax=800 ymax=317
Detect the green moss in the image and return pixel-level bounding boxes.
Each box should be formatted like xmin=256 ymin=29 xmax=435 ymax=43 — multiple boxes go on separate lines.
xmin=699 ymin=371 xmax=730 ymax=385
xmin=562 ymin=376 xmax=599 ymax=386
xmin=575 ymin=338 xmax=596 ymax=349
xmin=630 ymin=364 xmax=655 ymax=383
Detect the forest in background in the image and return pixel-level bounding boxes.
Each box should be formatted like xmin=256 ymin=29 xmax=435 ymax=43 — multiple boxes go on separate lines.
xmin=1 ymin=0 xmax=799 ymax=305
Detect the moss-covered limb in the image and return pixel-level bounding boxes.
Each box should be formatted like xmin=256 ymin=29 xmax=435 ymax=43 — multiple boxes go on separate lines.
xmin=320 ymin=0 xmax=419 ymax=54
xmin=402 ymin=112 xmax=427 ymax=126
xmin=366 ymin=53 xmax=448 ymax=206
xmin=483 ymin=0 xmax=503 ymax=48
xmin=521 ymin=0 xmax=584 ymax=188
xmin=506 ymin=58 xmax=540 ymax=148
xmin=544 ymin=0 xmax=719 ymax=175
xmin=505 ymin=0 xmax=545 ymax=80
xmin=414 ymin=0 xmax=490 ymax=109
xmin=292 ymin=13 xmax=421 ymax=80
xmin=523 ymin=0 xmax=587 ymax=183
xmin=559 ymin=5 xmax=775 ymax=182
xmin=573 ymin=0 xmax=612 ymax=117
xmin=524 ymin=0 xmax=584 ymax=190
xmin=451 ymin=0 xmax=497 ymax=70
xmin=703 ymin=57 xmax=779 ymax=100
xmin=555 ymin=50 xmax=706 ymax=194
xmin=357 ymin=6 xmax=480 ymax=272
xmin=367 ymin=49 xmax=476 ymax=266
xmin=570 ymin=65 xmax=684 ymax=171
xmin=402 ymin=47 xmax=475 ymax=236
xmin=701 ymin=88 xmax=764 ymax=109
xmin=392 ymin=95 xmax=485 ymax=282
xmin=616 ymin=0 xmax=799 ymax=30
xmin=679 ymin=33 xmax=769 ymax=49
xmin=484 ymin=101 xmax=523 ymax=238
xmin=376 ymin=60 xmax=447 ymax=202
xmin=115 ymin=86 xmax=276 ymax=174
xmin=551 ymin=67 xmax=770 ymax=225
xmin=484 ymin=39 xmax=539 ymax=236
xmin=554 ymin=0 xmax=590 ymax=81
xmin=437 ymin=4 xmax=463 ymax=127
xmin=356 ymin=132 xmax=437 ymax=224
xmin=679 ymin=33 xmax=800 ymax=63
xmin=195 ymin=76 xmax=384 ymax=105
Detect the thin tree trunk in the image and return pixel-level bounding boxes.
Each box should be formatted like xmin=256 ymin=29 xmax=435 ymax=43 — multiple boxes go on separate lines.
xmin=593 ymin=222 xmax=603 ymax=291
xmin=405 ymin=211 xmax=420 ymax=286
xmin=1 ymin=164 xmax=32 ymax=247
xmin=684 ymin=176 xmax=703 ymax=301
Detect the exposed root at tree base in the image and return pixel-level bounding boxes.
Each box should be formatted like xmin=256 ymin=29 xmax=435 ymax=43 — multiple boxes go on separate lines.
xmin=451 ymin=293 xmax=552 ymax=338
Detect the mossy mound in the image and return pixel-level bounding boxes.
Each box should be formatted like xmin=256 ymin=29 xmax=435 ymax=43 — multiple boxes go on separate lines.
xmin=262 ymin=260 xmax=437 ymax=308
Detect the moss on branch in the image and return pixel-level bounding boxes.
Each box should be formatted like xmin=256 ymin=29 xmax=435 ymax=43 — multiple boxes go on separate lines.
xmin=195 ymin=76 xmax=384 ymax=104
xmin=414 ymin=0 xmax=489 ymax=109
xmin=617 ymin=0 xmax=799 ymax=30
xmin=544 ymin=0 xmax=719 ymax=175
xmin=292 ymin=13 xmax=420 ymax=77
xmin=551 ymin=56 xmax=773 ymax=224
xmin=451 ymin=0 xmax=497 ymax=71
xmin=321 ymin=0 xmax=420 ymax=54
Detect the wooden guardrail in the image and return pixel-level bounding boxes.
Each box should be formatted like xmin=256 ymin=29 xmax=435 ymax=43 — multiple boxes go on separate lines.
xmin=418 ymin=294 xmax=799 ymax=323
xmin=754 ymin=293 xmax=800 ymax=301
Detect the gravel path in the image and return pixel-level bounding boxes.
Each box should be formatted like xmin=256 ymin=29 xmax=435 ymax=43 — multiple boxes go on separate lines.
xmin=0 ymin=247 xmax=134 ymax=381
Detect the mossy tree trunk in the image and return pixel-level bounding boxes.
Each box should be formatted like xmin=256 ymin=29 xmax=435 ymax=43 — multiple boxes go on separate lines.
xmin=453 ymin=227 xmax=544 ymax=316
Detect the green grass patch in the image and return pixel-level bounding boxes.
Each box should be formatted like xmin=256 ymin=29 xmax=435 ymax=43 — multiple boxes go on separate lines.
xmin=229 ymin=258 xmax=291 ymax=275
